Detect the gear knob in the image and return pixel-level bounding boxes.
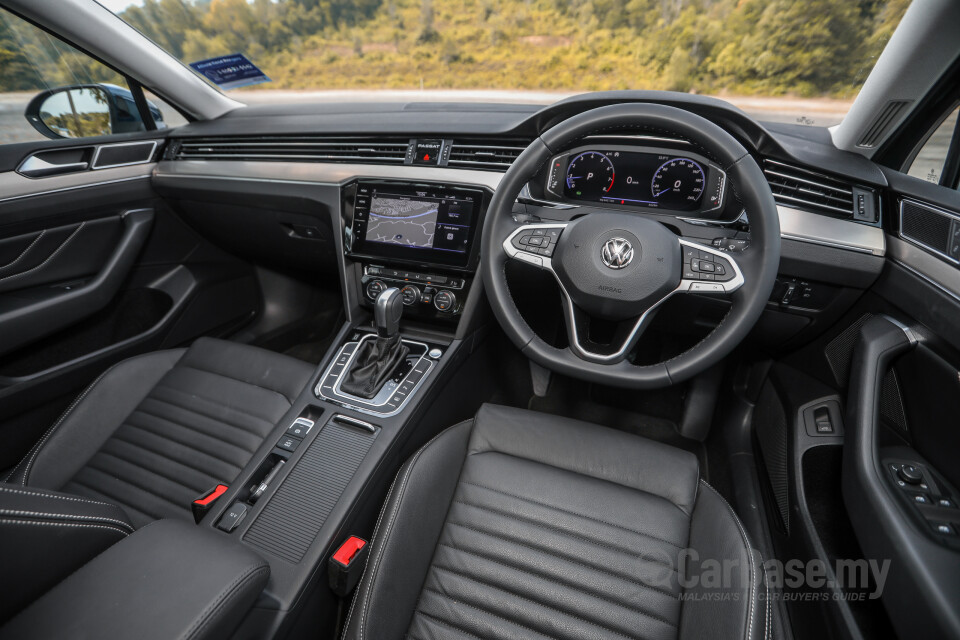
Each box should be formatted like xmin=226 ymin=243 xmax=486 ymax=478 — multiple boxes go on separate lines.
xmin=374 ymin=288 xmax=404 ymax=338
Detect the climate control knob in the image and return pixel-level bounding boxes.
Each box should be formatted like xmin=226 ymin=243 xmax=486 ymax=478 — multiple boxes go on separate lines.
xmin=365 ymin=280 xmax=387 ymax=300
xmin=434 ymin=290 xmax=456 ymax=312
xmin=400 ymin=285 xmax=421 ymax=306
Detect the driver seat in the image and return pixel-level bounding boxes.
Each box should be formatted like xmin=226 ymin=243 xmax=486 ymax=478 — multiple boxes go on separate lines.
xmin=343 ymin=404 xmax=767 ymax=640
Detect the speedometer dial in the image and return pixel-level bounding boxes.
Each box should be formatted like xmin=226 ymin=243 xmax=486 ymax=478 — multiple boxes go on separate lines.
xmin=566 ymin=152 xmax=615 ymax=199
xmin=651 ymin=158 xmax=704 ymax=208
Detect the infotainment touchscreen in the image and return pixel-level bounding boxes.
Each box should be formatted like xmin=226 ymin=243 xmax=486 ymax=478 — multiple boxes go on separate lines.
xmin=348 ymin=181 xmax=485 ymax=268
xmin=365 ymin=191 xmax=471 ymax=253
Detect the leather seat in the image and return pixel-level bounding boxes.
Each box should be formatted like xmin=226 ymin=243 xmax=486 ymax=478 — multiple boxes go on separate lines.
xmin=343 ymin=404 xmax=767 ymax=640
xmin=4 ymin=337 xmax=313 ymax=526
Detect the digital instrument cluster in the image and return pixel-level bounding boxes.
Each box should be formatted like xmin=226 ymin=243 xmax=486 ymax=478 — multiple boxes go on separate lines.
xmin=544 ymin=146 xmax=727 ymax=217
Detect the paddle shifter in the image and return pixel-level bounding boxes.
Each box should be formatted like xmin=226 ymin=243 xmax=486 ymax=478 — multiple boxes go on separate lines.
xmin=340 ymin=288 xmax=409 ymax=399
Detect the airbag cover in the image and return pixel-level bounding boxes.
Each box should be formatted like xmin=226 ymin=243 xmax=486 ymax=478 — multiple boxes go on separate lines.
xmin=552 ymin=213 xmax=680 ymax=320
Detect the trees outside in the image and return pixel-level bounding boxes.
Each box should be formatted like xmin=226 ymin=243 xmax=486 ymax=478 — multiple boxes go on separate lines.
xmin=1 ymin=0 xmax=911 ymax=96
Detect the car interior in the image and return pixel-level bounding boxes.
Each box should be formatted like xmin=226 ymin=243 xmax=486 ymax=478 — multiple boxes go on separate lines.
xmin=0 ymin=0 xmax=959 ymax=639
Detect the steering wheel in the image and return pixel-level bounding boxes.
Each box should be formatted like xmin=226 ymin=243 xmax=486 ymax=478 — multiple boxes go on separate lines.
xmin=481 ymin=103 xmax=780 ymax=389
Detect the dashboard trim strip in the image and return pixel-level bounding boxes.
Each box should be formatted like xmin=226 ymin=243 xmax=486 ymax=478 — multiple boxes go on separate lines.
xmin=154 ymin=161 xmax=887 ymax=256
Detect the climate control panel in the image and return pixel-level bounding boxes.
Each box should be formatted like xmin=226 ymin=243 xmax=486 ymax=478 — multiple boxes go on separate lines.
xmin=360 ymin=264 xmax=467 ymax=317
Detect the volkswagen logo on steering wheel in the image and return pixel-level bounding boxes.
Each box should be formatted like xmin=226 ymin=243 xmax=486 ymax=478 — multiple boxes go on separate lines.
xmin=601 ymin=237 xmax=634 ymax=269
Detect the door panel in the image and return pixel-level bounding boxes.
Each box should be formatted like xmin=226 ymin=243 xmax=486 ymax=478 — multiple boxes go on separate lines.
xmin=0 ymin=148 xmax=262 ymax=472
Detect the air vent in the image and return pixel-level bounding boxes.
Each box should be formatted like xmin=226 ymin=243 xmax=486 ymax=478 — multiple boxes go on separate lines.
xmin=763 ymin=159 xmax=858 ymax=218
xmin=173 ymin=136 xmax=409 ymax=163
xmin=900 ymin=199 xmax=960 ymax=263
xmin=447 ymin=140 xmax=528 ymax=170
xmin=857 ymin=100 xmax=912 ymax=148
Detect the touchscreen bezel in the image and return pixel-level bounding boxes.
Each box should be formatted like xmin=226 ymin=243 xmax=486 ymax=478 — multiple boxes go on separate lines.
xmin=344 ymin=180 xmax=488 ymax=270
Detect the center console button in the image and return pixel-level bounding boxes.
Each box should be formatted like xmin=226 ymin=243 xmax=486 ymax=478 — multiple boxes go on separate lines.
xmin=400 ymin=285 xmax=421 ymax=306
xmin=277 ymin=436 xmax=301 ymax=453
xmin=365 ymin=280 xmax=387 ymax=300
xmin=434 ymin=290 xmax=456 ymax=312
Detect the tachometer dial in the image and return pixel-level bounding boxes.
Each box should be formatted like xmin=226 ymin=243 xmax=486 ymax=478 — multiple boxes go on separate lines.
xmin=651 ymin=158 xmax=704 ymax=207
xmin=566 ymin=152 xmax=615 ymax=199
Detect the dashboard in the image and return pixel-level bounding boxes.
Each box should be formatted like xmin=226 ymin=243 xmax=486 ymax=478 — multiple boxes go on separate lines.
xmin=543 ymin=145 xmax=728 ymax=219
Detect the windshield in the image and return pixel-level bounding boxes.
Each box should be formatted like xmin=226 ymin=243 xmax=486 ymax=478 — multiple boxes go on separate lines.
xmin=99 ymin=0 xmax=909 ymax=126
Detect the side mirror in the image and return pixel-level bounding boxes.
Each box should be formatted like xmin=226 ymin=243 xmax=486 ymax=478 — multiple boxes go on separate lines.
xmin=24 ymin=84 xmax=163 ymax=140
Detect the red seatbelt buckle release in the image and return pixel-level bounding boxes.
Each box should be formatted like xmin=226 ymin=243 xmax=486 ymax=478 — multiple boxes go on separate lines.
xmin=328 ymin=536 xmax=368 ymax=597
xmin=192 ymin=484 xmax=228 ymax=524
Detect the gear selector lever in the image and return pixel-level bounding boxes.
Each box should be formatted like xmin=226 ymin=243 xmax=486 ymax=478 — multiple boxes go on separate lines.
xmin=340 ymin=288 xmax=409 ymax=399
xmin=375 ymin=286 xmax=403 ymax=338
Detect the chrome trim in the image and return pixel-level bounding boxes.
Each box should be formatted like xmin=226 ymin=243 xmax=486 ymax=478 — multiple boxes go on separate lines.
xmin=154 ymin=160 xmax=503 ymax=191
xmin=0 ymin=171 xmax=152 ymax=204
xmin=897 ymin=198 xmax=960 ymax=265
xmin=887 ymin=236 xmax=960 ymax=303
xmin=777 ymin=205 xmax=885 ymax=256
xmin=155 ymin=161 xmax=885 ymax=256
xmin=315 ymin=335 xmax=434 ymax=417
xmin=502 ymin=224 xmax=743 ymax=363
xmin=17 ymin=156 xmax=88 ymax=177
xmin=92 ymin=140 xmax=159 ymax=170
xmin=331 ymin=414 xmax=377 ymax=433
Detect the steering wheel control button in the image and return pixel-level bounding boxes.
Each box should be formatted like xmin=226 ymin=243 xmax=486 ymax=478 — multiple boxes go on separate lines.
xmin=400 ymin=285 xmax=421 ymax=306
xmin=217 ymin=502 xmax=248 ymax=533
xmin=434 ymin=290 xmax=456 ymax=312
xmin=898 ymin=464 xmax=924 ymax=485
xmin=515 ymin=252 xmax=543 ymax=267
xmin=689 ymin=282 xmax=725 ymax=293
xmin=366 ymin=280 xmax=387 ymax=300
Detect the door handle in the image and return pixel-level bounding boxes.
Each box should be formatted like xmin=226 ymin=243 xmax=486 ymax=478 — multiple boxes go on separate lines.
xmin=18 ymin=155 xmax=89 ymax=178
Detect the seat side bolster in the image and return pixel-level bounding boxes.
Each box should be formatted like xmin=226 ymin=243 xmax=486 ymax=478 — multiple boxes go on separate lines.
xmin=679 ymin=481 xmax=767 ymax=640
xmin=9 ymin=349 xmax=185 ymax=489
xmin=342 ymin=420 xmax=474 ymax=640
xmin=0 ymin=484 xmax=134 ymax=622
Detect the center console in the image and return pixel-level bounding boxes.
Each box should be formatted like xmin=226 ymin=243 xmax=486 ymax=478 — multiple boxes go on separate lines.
xmin=342 ymin=180 xmax=489 ymax=319
xmin=190 ymin=178 xmax=495 ymax=639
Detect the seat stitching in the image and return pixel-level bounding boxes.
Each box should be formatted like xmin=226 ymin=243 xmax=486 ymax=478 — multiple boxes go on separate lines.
xmin=0 ymin=485 xmax=114 ymax=507
xmin=0 ymin=222 xmax=85 ymax=285
xmin=421 ymin=585 xmax=641 ymax=640
xmin=700 ymin=481 xmax=758 ymax=640
xmin=432 ymin=563 xmax=679 ymax=629
xmin=145 ymin=391 xmax=276 ymax=433
xmin=82 ymin=463 xmax=194 ymax=511
xmin=445 ymin=519 xmax=679 ymax=575
xmin=106 ymin=434 xmax=237 ymax=480
xmin=19 ymin=362 xmax=120 ymax=485
xmin=65 ymin=479 xmax=160 ymax=523
xmin=92 ymin=450 xmax=207 ymax=494
xmin=0 ymin=509 xmax=133 ymax=532
xmin=412 ymin=610 xmax=495 ymax=640
xmin=437 ymin=540 xmax=679 ymax=600
xmin=179 ymin=363 xmax=297 ymax=404
xmin=461 ymin=480 xmax=686 ymax=548
xmin=123 ymin=420 xmax=252 ymax=465
xmin=455 ymin=498 xmax=683 ymax=554
xmin=0 ymin=229 xmax=45 ymax=271
xmin=0 ymin=518 xmax=128 ymax=537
